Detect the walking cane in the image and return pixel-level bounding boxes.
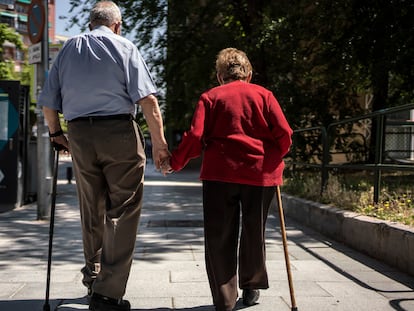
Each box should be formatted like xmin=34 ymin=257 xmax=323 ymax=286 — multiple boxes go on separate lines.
xmin=276 ymin=186 xmax=298 ymax=311
xmin=43 ymin=149 xmax=59 ymax=311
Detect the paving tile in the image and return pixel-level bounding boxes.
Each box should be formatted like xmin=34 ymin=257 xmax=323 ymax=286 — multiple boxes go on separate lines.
xmin=0 ymin=160 xmax=413 ymax=311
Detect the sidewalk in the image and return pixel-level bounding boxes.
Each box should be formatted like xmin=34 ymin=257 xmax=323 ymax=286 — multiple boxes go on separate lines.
xmin=0 ymin=155 xmax=414 ymax=311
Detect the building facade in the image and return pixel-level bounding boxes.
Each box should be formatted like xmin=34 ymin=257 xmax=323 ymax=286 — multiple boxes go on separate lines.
xmin=0 ymin=0 xmax=56 ymax=66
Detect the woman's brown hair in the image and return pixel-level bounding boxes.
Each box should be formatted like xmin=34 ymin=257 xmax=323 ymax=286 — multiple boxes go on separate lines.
xmin=215 ymin=48 xmax=252 ymax=83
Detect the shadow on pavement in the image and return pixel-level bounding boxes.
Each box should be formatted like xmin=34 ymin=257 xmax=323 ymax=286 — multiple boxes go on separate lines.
xmin=0 ymin=297 xmax=256 ymax=311
xmin=0 ymin=298 xmax=209 ymax=311
xmin=286 ymin=216 xmax=414 ymax=291
xmin=0 ymin=298 xmax=59 ymax=311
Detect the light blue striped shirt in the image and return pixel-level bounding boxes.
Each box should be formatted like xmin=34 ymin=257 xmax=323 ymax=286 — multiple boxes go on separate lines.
xmin=38 ymin=26 xmax=157 ymax=121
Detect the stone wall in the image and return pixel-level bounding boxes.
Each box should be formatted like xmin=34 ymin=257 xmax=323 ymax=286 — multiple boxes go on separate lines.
xmin=280 ymin=193 xmax=414 ymax=276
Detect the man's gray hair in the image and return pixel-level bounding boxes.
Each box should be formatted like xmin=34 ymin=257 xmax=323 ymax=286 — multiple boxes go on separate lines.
xmin=90 ymin=1 xmax=122 ymax=27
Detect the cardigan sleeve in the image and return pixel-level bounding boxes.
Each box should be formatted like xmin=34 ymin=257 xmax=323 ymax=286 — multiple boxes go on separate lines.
xmin=170 ymin=96 xmax=207 ymax=171
xmin=267 ymin=93 xmax=293 ymax=158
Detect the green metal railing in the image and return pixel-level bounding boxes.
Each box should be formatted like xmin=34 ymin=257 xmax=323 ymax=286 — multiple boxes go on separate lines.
xmin=287 ymin=103 xmax=414 ymax=203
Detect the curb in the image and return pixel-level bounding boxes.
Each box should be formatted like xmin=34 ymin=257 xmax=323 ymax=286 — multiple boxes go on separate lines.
xmin=281 ymin=193 xmax=414 ymax=276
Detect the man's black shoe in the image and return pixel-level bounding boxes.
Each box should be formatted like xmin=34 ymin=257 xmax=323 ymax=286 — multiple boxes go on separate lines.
xmin=89 ymin=293 xmax=131 ymax=311
xmin=87 ymin=287 xmax=92 ymax=303
xmin=242 ymin=289 xmax=260 ymax=306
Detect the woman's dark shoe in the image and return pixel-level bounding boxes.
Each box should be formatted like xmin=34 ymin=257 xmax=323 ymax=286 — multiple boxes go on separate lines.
xmin=242 ymin=289 xmax=260 ymax=306
xmin=89 ymin=292 xmax=131 ymax=311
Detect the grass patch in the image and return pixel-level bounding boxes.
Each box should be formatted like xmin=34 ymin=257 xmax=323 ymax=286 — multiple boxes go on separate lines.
xmin=282 ymin=171 xmax=414 ymax=227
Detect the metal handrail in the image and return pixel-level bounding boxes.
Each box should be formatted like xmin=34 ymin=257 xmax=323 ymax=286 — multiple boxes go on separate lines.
xmin=287 ymin=103 xmax=414 ymax=203
xmin=327 ymin=103 xmax=414 ymax=129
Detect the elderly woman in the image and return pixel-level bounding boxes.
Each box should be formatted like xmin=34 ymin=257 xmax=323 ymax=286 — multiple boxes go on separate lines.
xmin=168 ymin=48 xmax=293 ymax=311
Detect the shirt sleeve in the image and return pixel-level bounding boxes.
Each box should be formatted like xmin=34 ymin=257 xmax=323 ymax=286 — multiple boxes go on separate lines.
xmin=37 ymin=53 xmax=63 ymax=112
xmin=170 ymin=95 xmax=207 ymax=171
xmin=125 ymin=45 xmax=157 ymax=103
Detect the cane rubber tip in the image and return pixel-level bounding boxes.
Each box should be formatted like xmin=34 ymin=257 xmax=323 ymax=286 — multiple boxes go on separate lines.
xmin=291 ymin=307 xmax=298 ymax=311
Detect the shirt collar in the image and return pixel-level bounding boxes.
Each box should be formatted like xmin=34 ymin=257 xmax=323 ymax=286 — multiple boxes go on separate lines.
xmin=91 ymin=25 xmax=113 ymax=34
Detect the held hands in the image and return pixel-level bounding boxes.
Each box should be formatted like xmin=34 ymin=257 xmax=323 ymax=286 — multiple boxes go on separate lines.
xmin=160 ymin=157 xmax=173 ymax=175
xmin=153 ymin=145 xmax=173 ymax=176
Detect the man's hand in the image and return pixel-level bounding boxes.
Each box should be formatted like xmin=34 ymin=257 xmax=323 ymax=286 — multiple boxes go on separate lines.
xmin=152 ymin=145 xmax=171 ymax=172
xmin=43 ymin=107 xmax=69 ymax=152
xmin=50 ymin=134 xmax=70 ymax=152
xmin=160 ymin=157 xmax=174 ymax=176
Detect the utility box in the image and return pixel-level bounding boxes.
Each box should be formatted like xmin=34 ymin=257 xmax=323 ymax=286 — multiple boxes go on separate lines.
xmin=0 ymin=81 xmax=31 ymax=212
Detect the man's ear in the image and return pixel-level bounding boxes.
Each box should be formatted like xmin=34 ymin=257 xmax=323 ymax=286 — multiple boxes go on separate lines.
xmin=88 ymin=23 xmax=93 ymax=31
xmin=114 ymin=22 xmax=122 ymax=35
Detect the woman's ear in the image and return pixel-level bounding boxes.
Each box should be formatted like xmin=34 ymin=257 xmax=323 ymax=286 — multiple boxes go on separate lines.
xmin=246 ymin=71 xmax=252 ymax=83
xmin=217 ymin=73 xmax=224 ymax=85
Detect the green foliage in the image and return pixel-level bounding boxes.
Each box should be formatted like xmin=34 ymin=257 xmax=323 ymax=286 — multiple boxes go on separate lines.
xmin=0 ymin=23 xmax=23 ymax=54
xmin=0 ymin=61 xmax=16 ymax=80
xmin=19 ymin=61 xmax=31 ymax=86
xmin=0 ymin=23 xmax=24 ymax=80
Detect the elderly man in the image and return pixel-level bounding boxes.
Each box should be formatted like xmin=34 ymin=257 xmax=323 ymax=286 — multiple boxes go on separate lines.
xmin=38 ymin=2 xmax=170 ymax=310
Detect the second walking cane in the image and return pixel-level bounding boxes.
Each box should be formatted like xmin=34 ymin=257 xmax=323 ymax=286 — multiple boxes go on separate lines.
xmin=276 ymin=186 xmax=298 ymax=311
xmin=43 ymin=149 xmax=59 ymax=311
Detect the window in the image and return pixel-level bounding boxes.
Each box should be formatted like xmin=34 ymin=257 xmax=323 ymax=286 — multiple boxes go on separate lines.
xmin=0 ymin=0 xmax=14 ymax=6
xmin=0 ymin=11 xmax=16 ymax=27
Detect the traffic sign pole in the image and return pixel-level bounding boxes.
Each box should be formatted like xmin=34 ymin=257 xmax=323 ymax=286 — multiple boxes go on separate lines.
xmin=28 ymin=0 xmax=46 ymax=44
xmin=29 ymin=0 xmax=51 ymax=220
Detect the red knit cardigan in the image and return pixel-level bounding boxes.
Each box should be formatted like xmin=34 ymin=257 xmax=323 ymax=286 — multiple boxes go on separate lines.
xmin=171 ymin=80 xmax=293 ymax=186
